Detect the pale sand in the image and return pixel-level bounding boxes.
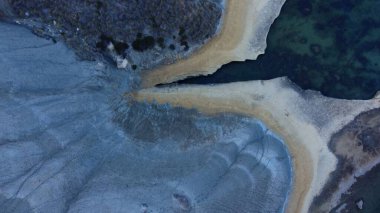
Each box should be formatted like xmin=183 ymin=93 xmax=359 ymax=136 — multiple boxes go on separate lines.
xmin=129 ymin=78 xmax=380 ymax=213
xmin=141 ymin=0 xmax=286 ymax=88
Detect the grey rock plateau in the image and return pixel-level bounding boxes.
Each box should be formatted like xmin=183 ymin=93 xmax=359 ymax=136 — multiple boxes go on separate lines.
xmin=0 ymin=22 xmax=292 ymax=212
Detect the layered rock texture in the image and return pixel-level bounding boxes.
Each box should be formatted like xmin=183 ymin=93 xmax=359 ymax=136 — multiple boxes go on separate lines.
xmin=132 ymin=79 xmax=379 ymax=212
xmin=311 ymin=108 xmax=380 ymax=212
xmin=1 ymin=0 xmax=379 ymax=212
xmin=0 ymin=21 xmax=292 ymax=213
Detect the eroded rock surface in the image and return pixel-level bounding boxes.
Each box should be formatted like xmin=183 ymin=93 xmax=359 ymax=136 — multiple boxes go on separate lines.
xmin=311 ymin=108 xmax=380 ymax=212
xmin=0 ymin=21 xmax=291 ymax=213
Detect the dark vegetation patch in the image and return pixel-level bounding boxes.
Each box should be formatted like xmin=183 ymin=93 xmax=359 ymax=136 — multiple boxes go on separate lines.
xmin=132 ymin=36 xmax=155 ymax=52
xmin=178 ymin=27 xmax=190 ymax=51
xmin=96 ymin=34 xmax=129 ymax=55
xmin=157 ymin=37 xmax=165 ymax=49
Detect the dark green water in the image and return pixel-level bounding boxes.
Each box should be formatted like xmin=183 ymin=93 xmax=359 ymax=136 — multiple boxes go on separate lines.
xmin=178 ymin=0 xmax=380 ymax=100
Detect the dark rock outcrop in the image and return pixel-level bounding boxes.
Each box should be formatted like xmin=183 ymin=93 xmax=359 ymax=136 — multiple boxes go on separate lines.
xmin=4 ymin=0 xmax=223 ymax=70
xmin=310 ymin=108 xmax=380 ymax=212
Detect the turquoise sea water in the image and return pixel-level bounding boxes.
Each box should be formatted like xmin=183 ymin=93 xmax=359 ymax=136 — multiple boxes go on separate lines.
xmin=178 ymin=0 xmax=380 ymax=100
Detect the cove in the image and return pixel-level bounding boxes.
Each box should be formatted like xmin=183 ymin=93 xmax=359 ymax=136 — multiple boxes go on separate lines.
xmin=176 ymin=0 xmax=380 ymax=100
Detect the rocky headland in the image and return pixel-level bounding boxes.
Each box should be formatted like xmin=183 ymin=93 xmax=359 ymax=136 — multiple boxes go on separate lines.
xmin=0 ymin=0 xmax=379 ymax=212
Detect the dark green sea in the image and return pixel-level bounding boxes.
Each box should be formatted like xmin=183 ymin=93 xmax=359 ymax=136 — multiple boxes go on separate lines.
xmin=178 ymin=0 xmax=380 ymax=100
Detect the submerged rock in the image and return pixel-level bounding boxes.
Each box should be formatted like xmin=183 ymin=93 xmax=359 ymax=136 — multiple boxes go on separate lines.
xmin=356 ymin=199 xmax=363 ymax=210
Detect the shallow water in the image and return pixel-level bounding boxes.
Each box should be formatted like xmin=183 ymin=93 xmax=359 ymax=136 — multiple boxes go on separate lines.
xmin=178 ymin=0 xmax=380 ymax=100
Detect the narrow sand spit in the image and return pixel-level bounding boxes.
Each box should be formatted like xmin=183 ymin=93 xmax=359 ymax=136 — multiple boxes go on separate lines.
xmin=129 ymin=78 xmax=380 ymax=213
xmin=141 ymin=0 xmax=286 ymax=88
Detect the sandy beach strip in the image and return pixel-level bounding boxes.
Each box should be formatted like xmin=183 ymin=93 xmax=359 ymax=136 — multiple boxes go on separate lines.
xmin=129 ymin=78 xmax=379 ymax=212
xmin=141 ymin=0 xmax=286 ymax=88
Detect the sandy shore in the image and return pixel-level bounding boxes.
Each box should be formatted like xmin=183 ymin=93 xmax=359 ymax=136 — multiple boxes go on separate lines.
xmin=134 ymin=0 xmax=380 ymax=211
xmin=129 ymin=78 xmax=379 ymax=212
xmin=141 ymin=0 xmax=286 ymax=88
